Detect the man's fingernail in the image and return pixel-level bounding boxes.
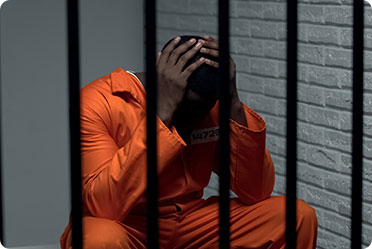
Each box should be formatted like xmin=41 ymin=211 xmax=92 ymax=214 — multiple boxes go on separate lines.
xmin=189 ymin=38 xmax=196 ymax=43
xmin=203 ymin=35 xmax=209 ymax=39
xmin=200 ymin=47 xmax=207 ymax=52
xmin=200 ymin=57 xmax=205 ymax=62
xmin=175 ymin=37 xmax=181 ymax=42
xmin=195 ymin=42 xmax=202 ymax=48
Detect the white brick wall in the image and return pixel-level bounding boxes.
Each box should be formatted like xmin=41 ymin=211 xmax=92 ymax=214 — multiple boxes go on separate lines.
xmin=157 ymin=0 xmax=372 ymax=247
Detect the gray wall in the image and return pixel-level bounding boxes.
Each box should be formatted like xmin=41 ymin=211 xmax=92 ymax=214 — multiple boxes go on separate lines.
xmin=0 ymin=0 xmax=143 ymax=247
xmin=156 ymin=0 xmax=372 ymax=248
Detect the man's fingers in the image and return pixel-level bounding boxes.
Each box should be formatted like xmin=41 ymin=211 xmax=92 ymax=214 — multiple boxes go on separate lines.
xmin=158 ymin=37 xmax=181 ymax=67
xmin=205 ymin=58 xmax=219 ymax=68
xmin=175 ymin=40 xmax=204 ymax=71
xmin=182 ymin=57 xmax=205 ymax=78
xmin=167 ymin=38 xmax=197 ymax=66
xmin=202 ymin=35 xmax=219 ymax=49
xmin=156 ymin=52 xmax=161 ymax=65
xmin=200 ymin=47 xmax=219 ymax=58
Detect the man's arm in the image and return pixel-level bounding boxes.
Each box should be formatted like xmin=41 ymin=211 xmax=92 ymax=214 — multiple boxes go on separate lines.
xmin=80 ymin=84 xmax=186 ymax=222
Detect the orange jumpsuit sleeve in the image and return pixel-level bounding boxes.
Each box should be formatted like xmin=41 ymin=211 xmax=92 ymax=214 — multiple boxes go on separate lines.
xmin=80 ymin=86 xmax=186 ymax=221
xmin=216 ymin=102 xmax=275 ymax=205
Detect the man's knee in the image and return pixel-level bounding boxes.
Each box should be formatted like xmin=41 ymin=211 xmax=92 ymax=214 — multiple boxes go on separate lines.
xmin=73 ymin=216 xmax=132 ymax=249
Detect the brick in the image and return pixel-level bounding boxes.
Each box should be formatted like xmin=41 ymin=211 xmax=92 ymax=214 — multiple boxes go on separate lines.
xmin=270 ymin=154 xmax=286 ymax=175
xmin=324 ymin=212 xmax=351 ymax=237
xmin=263 ymin=40 xmax=286 ymax=59
xmin=187 ymin=0 xmax=217 ymax=15
xmin=324 ymin=6 xmax=352 ymax=25
xmin=298 ymin=103 xmax=308 ymax=122
xmin=317 ymin=229 xmax=351 ymax=249
xmin=266 ymin=135 xmax=286 ymax=157
xmin=276 ymin=99 xmax=287 ymax=116
xmin=300 ymin=0 xmax=343 ymax=4
xmin=263 ymin=78 xmax=286 ymax=98
xmin=236 ymin=73 xmax=264 ymax=93
xmin=363 ymin=159 xmax=372 ymax=182
xmin=304 ymin=66 xmax=352 ymax=89
xmin=340 ymin=155 xmax=372 ymax=180
xmin=244 ymin=93 xmax=277 ymax=115
xmin=262 ymin=3 xmax=286 ymax=21
xmin=230 ymin=19 xmax=250 ymax=36
xmin=236 ymin=1 xmax=263 ymax=19
xmin=298 ymin=84 xmax=325 ymax=106
xmin=272 ymin=173 xmax=285 ymax=195
xmin=297 ymin=163 xmax=325 ymax=186
xmin=299 ymin=4 xmax=325 ymax=23
xmin=363 ymin=180 xmax=372 ymax=202
xmin=157 ymin=0 xmax=189 ymax=13
xmin=325 ymin=173 xmax=351 ymax=195
xmin=299 ymin=44 xmax=325 ymax=65
xmin=298 ymin=24 xmax=309 ymax=42
xmin=233 ymin=55 xmax=250 ymax=73
xmin=363 ymin=204 xmax=372 ymax=225
xmin=305 ymin=185 xmax=343 ymax=213
xmin=298 ymin=142 xmax=308 ymax=161
xmin=277 ymin=61 xmax=286 ymax=79
xmin=250 ymin=58 xmax=279 ymax=78
xmin=157 ymin=13 xmax=179 ymax=29
xmin=365 ymin=95 xmax=372 ymax=113
xmin=264 ymin=115 xmax=286 ymax=135
xmin=324 ymin=130 xmax=351 ymax=152
xmin=250 ymin=21 xmax=278 ymax=39
xmin=340 ymin=112 xmax=351 ymax=131
xmin=362 ymin=224 xmax=372 ymax=247
xmin=298 ymin=122 xmax=325 ymax=145
xmin=308 ymin=106 xmax=340 ymax=129
xmin=306 ymin=25 xmax=339 ymax=45
xmin=365 ymin=52 xmax=372 ymax=71
xmin=364 ymin=72 xmax=372 ymax=91
xmin=231 ymin=38 xmax=264 ymax=57
xmin=299 ymin=64 xmax=308 ymax=82
xmin=277 ymin=23 xmax=287 ymax=40
xmin=364 ymin=116 xmax=372 ymax=137
xmin=324 ymin=48 xmax=352 ymax=68
xmin=307 ymin=146 xmax=340 ymax=169
xmin=325 ymin=89 xmax=352 ymax=110
xmin=364 ymin=138 xmax=372 ymax=159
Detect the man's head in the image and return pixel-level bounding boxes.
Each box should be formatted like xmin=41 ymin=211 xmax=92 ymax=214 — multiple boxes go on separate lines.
xmin=161 ymin=35 xmax=219 ymax=125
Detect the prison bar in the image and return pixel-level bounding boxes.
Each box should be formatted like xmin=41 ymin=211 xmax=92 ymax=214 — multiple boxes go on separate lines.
xmin=285 ymin=0 xmax=298 ymax=247
xmin=351 ymin=0 xmax=364 ymax=247
xmin=66 ymin=0 xmax=83 ymax=248
xmin=145 ymin=0 xmax=160 ymax=248
xmin=0 ymin=18 xmax=4 ymax=246
xmin=218 ymin=0 xmax=231 ymax=248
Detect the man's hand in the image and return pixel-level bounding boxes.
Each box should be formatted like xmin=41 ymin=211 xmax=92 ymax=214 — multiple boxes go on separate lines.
xmin=200 ymin=35 xmax=247 ymax=127
xmin=157 ymin=37 xmax=205 ymax=128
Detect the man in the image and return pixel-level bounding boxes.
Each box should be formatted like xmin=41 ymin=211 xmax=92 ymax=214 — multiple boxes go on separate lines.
xmin=60 ymin=35 xmax=318 ymax=249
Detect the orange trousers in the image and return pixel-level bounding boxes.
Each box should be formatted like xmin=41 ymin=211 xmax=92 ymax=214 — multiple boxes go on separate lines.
xmin=62 ymin=196 xmax=317 ymax=249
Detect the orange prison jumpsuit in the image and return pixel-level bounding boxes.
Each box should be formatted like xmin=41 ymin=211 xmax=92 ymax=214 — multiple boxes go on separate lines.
xmin=60 ymin=67 xmax=318 ymax=249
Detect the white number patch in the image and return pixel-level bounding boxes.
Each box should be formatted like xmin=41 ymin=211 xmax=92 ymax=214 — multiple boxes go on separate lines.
xmin=190 ymin=126 xmax=220 ymax=145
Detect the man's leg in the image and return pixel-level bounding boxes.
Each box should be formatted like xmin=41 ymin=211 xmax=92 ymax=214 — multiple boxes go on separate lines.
xmin=62 ymin=216 xmax=146 ymax=249
xmin=173 ymin=196 xmax=317 ymax=249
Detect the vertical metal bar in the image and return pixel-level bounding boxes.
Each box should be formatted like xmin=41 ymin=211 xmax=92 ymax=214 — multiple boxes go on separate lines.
xmin=286 ymin=0 xmax=298 ymax=247
xmin=145 ymin=0 xmax=159 ymax=248
xmin=351 ymin=0 xmax=364 ymax=247
xmin=66 ymin=0 xmax=83 ymax=248
xmin=218 ymin=0 xmax=231 ymax=248
xmin=0 ymin=12 xmax=4 ymax=246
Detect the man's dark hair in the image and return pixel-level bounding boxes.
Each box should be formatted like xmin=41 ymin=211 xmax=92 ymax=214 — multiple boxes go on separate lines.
xmin=161 ymin=35 xmax=219 ymax=103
